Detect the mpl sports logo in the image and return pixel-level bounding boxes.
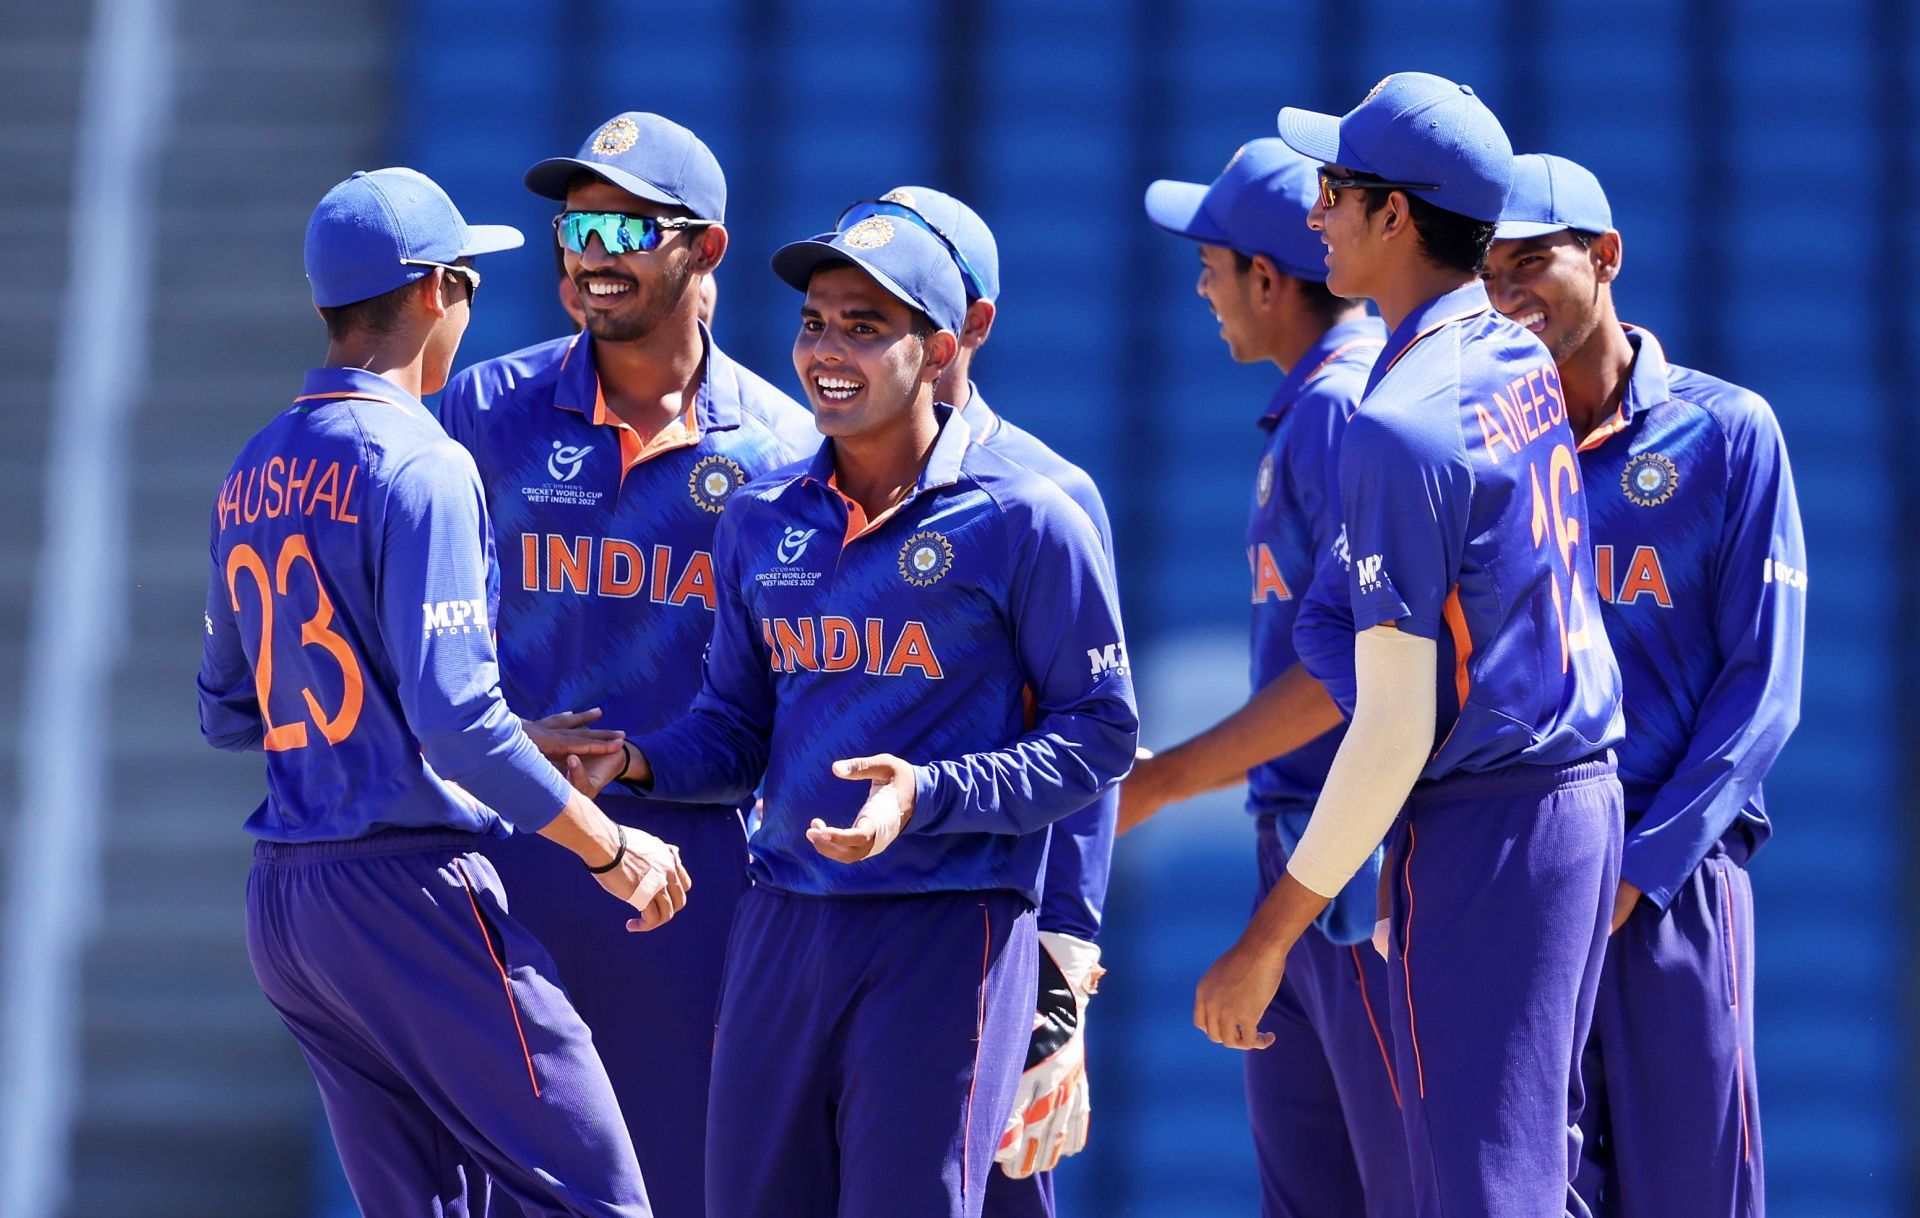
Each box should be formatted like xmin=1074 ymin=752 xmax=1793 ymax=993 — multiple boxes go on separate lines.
xmin=1355 ymin=554 xmax=1386 ymax=594
xmin=1087 ymin=641 xmax=1131 ymax=678
xmin=423 ymin=597 xmax=489 ymax=636
xmin=523 ymin=441 xmax=603 ymax=507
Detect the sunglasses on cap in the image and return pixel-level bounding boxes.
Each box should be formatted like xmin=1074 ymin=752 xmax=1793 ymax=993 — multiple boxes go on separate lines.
xmin=554 ymin=211 xmax=717 ymax=256
xmin=834 ymin=200 xmax=986 ymax=301
xmin=401 ymin=258 xmax=481 ymax=301
xmin=1316 ymin=167 xmax=1440 ymax=210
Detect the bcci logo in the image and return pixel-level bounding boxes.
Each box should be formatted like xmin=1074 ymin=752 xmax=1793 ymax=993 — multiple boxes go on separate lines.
xmin=688 ymin=454 xmax=746 ymax=513
xmin=778 ymin=526 xmax=818 ymax=565
xmin=899 ymin=530 xmax=953 ymax=587
xmin=548 ymin=441 xmax=592 ymax=483
xmin=1621 ymin=452 xmax=1678 ymax=508
xmin=592 ymin=117 xmax=639 ymax=155
xmin=1256 ymin=454 xmax=1276 ymax=507
xmin=843 ymin=217 xmax=895 ymax=250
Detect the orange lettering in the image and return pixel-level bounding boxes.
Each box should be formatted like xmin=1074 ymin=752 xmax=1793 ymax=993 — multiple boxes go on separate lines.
xmin=285 ymin=458 xmax=314 ymax=512
xmin=599 ymin=539 xmax=644 ymax=598
xmin=521 ymin=534 xmax=539 ymax=591
xmin=306 ymin=461 xmax=342 ymax=518
xmin=865 ymin=618 xmax=885 ymax=674
xmin=1594 ymin=544 xmax=1615 ymax=603
xmin=1474 ymin=405 xmax=1520 ymax=464
xmin=242 ymin=465 xmax=265 ymax=522
xmin=547 ymin=535 xmax=591 ymax=594
xmin=1617 ymin=546 xmax=1672 ymax=607
xmin=668 ymin=552 xmax=716 ymax=609
xmin=651 ymin=545 xmax=672 ymax=602
xmin=337 ymin=464 xmax=361 ymax=523
xmin=762 ymin=618 xmax=781 ymax=670
xmin=263 ymin=457 xmax=288 ymax=518
xmin=772 ymin=618 xmax=819 ymax=671
xmin=884 ymin=621 xmax=944 ymax=678
xmin=821 ymin=616 xmax=859 ymax=671
xmin=1249 ymin=544 xmax=1291 ymax=603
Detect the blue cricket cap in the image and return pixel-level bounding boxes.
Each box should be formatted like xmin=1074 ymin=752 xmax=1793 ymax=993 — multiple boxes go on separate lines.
xmin=1143 ymin=138 xmax=1327 ymax=282
xmin=772 ymin=216 xmax=967 ymax=334
xmin=524 ymin=112 xmax=726 ymax=222
xmin=304 ymin=167 xmax=523 ymax=309
xmin=837 ymin=187 xmax=1000 ymax=303
xmin=1277 ymin=72 xmax=1514 ymax=223
xmin=1495 ymin=153 xmax=1612 ymax=240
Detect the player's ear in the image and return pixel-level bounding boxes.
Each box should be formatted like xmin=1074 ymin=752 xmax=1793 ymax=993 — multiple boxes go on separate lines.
xmin=921 ymin=330 xmax=960 ymax=383
xmin=960 ymin=299 xmax=995 ymax=350
xmin=692 ymin=223 xmax=728 ymax=274
xmin=1592 ymin=230 xmax=1623 ymax=285
xmin=1377 ymin=192 xmax=1412 ymax=243
xmin=1248 ymin=255 xmax=1283 ymax=309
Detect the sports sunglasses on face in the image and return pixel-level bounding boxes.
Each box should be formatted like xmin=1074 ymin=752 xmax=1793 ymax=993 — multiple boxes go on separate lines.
xmin=1316 ymin=167 xmax=1440 ymax=210
xmin=554 ymin=211 xmax=717 ymax=256
xmin=834 ymin=200 xmax=986 ymax=300
xmin=401 ymin=259 xmax=481 ymax=301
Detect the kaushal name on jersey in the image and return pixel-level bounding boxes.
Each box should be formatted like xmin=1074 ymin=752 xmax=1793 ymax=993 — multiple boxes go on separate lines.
xmin=216 ymin=456 xmax=362 ymax=532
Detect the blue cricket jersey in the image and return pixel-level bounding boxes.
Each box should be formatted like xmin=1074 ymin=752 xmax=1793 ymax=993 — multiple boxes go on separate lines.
xmin=198 ymin=366 xmax=571 ymax=841
xmin=1577 ymin=327 xmax=1804 ymax=909
xmin=964 ymin=385 xmax=1116 ymax=941
xmin=438 ymin=325 xmax=812 ymax=826
xmin=1245 ymin=319 xmax=1385 ymax=944
xmin=633 ymin=406 xmax=1139 ymax=903
xmin=1323 ymin=282 xmax=1623 ymax=778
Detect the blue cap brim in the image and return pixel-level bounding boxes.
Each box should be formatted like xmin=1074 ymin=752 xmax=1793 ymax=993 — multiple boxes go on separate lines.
xmin=458 ymin=223 xmax=525 ymax=257
xmin=771 ymin=239 xmax=952 ymax=332
xmin=1143 ymin=179 xmax=1232 ymax=245
xmin=1493 ymin=219 xmax=1569 ymax=240
xmin=523 ymin=157 xmax=686 ymax=208
xmin=1276 ymin=107 xmax=1344 ymax=165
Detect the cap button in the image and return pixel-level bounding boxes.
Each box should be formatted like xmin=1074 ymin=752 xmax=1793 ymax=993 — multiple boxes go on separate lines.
xmin=349 ymin=170 xmax=368 ymax=179
xmin=1459 ymin=84 xmax=1474 ymax=95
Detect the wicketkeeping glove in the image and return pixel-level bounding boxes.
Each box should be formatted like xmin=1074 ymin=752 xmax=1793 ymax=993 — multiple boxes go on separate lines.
xmin=996 ymin=931 xmax=1104 ymax=1179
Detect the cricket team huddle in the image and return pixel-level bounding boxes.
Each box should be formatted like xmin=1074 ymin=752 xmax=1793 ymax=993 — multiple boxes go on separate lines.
xmin=198 ymin=69 xmax=1805 ymax=1218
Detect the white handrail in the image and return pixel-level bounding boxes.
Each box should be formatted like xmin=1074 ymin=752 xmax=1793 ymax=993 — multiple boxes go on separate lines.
xmin=0 ymin=0 xmax=173 ymax=1214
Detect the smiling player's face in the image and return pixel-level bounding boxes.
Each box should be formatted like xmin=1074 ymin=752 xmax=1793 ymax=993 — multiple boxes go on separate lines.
xmin=792 ymin=265 xmax=939 ymax=438
xmin=561 ymin=179 xmax=699 ymax=343
xmin=1482 ymin=232 xmax=1615 ymax=363
xmin=1195 ymin=245 xmax=1261 ymax=363
xmin=1306 ymin=166 xmax=1379 ymax=300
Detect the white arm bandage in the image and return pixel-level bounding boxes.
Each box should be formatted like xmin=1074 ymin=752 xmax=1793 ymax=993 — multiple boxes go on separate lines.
xmin=1285 ymin=625 xmax=1437 ymax=899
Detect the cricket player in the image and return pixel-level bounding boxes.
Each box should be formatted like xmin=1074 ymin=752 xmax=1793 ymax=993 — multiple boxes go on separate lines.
xmin=576 ymin=216 xmax=1137 ymax=1218
xmin=1484 ymin=153 xmax=1805 ymax=1217
xmin=833 ymin=186 xmax=1116 ymax=1212
xmin=1131 ymin=137 xmax=1412 ymax=1217
xmin=1194 ymin=74 xmax=1627 ymax=1217
xmin=438 ymin=111 xmax=814 ymax=1218
xmin=197 ymin=167 xmax=692 ymax=1217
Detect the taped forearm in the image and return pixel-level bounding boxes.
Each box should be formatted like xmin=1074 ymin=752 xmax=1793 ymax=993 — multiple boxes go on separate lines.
xmin=1285 ymin=626 xmax=1436 ymax=898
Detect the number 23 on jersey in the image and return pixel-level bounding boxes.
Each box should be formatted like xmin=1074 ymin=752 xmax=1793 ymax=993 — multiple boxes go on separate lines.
xmin=225 ymin=534 xmax=364 ymax=751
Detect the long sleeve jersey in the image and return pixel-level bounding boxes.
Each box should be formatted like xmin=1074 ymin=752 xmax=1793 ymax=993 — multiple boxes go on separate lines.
xmin=438 ymin=326 xmax=813 ymax=822
xmin=1296 ymin=282 xmax=1624 ymax=778
xmin=632 ymin=406 xmax=1139 ymax=903
xmin=198 ymin=366 xmax=570 ymax=841
xmin=1575 ymin=327 xmax=1805 ymax=908
xmin=963 ymin=386 xmax=1118 ymax=940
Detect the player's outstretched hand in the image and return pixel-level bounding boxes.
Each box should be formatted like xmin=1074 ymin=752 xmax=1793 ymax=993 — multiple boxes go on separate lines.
xmin=524 ymin=708 xmax=625 ymax=759
xmin=565 ymin=749 xmax=630 ymax=799
xmin=811 ymin=754 xmax=915 ymax=863
xmin=1194 ymin=936 xmax=1285 ymax=1051
xmin=588 ymin=825 xmax=692 ymax=932
xmin=998 ymin=932 xmax=1104 ymax=1179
